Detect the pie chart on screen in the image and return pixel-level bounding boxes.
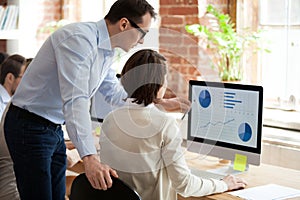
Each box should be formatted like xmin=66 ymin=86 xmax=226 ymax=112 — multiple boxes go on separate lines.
xmin=199 ymin=90 xmax=211 ymax=108
xmin=238 ymin=123 xmax=252 ymax=142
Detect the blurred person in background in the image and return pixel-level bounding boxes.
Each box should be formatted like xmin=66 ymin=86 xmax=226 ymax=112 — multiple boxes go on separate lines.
xmin=0 ymin=54 xmax=28 ymax=200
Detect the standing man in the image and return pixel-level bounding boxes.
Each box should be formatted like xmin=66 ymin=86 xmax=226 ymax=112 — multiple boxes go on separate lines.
xmin=4 ymin=0 xmax=188 ymax=200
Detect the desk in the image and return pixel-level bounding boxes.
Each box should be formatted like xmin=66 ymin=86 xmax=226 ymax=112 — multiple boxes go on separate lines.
xmin=178 ymin=151 xmax=300 ymax=200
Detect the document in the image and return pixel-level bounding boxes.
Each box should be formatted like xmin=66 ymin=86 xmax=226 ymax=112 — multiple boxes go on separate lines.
xmin=228 ymin=184 xmax=300 ymax=200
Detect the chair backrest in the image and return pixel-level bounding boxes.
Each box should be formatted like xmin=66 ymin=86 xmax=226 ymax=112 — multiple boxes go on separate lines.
xmin=69 ymin=173 xmax=142 ymax=200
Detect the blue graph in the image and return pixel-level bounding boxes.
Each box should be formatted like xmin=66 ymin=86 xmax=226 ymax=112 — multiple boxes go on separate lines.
xmin=238 ymin=123 xmax=252 ymax=142
xmin=200 ymin=118 xmax=235 ymax=128
xmin=199 ymin=90 xmax=211 ymax=108
xmin=224 ymin=92 xmax=242 ymax=109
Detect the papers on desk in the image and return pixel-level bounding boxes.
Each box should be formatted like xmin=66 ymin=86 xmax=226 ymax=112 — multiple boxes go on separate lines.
xmin=228 ymin=184 xmax=300 ymax=200
xmin=62 ymin=125 xmax=70 ymax=140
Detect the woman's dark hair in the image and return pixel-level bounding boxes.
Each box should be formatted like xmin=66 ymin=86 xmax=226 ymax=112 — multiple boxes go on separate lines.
xmin=104 ymin=0 xmax=156 ymax=24
xmin=121 ymin=49 xmax=167 ymax=106
xmin=0 ymin=54 xmax=26 ymax=85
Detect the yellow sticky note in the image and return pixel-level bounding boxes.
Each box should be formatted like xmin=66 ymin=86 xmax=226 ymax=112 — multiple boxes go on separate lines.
xmin=95 ymin=127 xmax=101 ymax=136
xmin=233 ymin=154 xmax=247 ymax=171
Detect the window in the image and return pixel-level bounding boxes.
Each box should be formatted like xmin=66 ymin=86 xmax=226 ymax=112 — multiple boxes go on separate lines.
xmin=235 ymin=0 xmax=300 ymax=134
xmin=259 ymin=0 xmax=300 ymax=110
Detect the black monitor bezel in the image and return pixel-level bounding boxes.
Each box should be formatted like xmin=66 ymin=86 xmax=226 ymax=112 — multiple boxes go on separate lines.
xmin=187 ymin=80 xmax=263 ymax=154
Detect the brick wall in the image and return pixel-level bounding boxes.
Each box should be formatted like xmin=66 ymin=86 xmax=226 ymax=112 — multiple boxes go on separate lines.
xmin=159 ymin=0 xmax=200 ymax=98
xmin=159 ymin=0 xmax=229 ymax=98
xmin=36 ymin=0 xmax=62 ymax=47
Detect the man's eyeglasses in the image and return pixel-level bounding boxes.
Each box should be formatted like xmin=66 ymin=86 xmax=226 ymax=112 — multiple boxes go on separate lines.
xmin=16 ymin=74 xmax=23 ymax=78
xmin=127 ymin=18 xmax=147 ymax=40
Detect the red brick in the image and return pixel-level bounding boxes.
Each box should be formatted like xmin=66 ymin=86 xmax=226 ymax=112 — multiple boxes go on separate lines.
xmin=189 ymin=46 xmax=199 ymax=56
xmin=169 ymin=56 xmax=182 ymax=64
xmin=168 ymin=6 xmax=198 ymax=15
xmin=160 ymin=35 xmax=183 ymax=46
xmin=161 ymin=0 xmax=199 ymax=6
xmin=161 ymin=16 xmax=184 ymax=25
xmin=183 ymin=35 xmax=198 ymax=46
xmin=188 ymin=66 xmax=201 ymax=76
xmin=183 ymin=0 xmax=198 ymax=6
xmin=185 ymin=16 xmax=200 ymax=24
xmin=159 ymin=7 xmax=170 ymax=15
xmin=160 ymin=0 xmax=177 ymax=5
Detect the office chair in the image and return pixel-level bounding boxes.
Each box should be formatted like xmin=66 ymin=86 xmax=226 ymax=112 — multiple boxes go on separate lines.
xmin=69 ymin=173 xmax=142 ymax=200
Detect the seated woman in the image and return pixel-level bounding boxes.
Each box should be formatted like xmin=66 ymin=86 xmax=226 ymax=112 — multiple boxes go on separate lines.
xmin=99 ymin=49 xmax=247 ymax=200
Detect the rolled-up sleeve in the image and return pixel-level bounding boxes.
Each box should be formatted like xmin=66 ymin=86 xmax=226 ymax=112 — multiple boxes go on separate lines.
xmin=54 ymin=33 xmax=97 ymax=158
xmin=162 ymin=119 xmax=228 ymax=197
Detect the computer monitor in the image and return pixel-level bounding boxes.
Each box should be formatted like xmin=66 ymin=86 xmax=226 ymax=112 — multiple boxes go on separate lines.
xmin=187 ymin=80 xmax=263 ymax=172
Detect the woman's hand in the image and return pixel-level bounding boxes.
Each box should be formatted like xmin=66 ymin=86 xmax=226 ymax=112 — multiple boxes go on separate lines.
xmin=222 ymin=175 xmax=248 ymax=191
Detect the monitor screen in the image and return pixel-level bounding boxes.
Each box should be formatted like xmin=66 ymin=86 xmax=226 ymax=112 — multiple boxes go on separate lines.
xmin=187 ymin=80 xmax=263 ymax=166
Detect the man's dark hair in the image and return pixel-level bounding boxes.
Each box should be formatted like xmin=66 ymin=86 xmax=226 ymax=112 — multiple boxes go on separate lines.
xmin=104 ymin=0 xmax=156 ymax=24
xmin=0 ymin=54 xmax=26 ymax=85
xmin=0 ymin=52 xmax=9 ymax=64
xmin=121 ymin=49 xmax=167 ymax=106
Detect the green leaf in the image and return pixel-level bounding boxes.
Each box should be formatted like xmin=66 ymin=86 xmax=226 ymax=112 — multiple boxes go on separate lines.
xmin=184 ymin=4 xmax=269 ymax=81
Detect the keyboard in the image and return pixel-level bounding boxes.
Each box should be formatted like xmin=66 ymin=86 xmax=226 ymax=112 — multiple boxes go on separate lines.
xmin=190 ymin=167 xmax=225 ymax=180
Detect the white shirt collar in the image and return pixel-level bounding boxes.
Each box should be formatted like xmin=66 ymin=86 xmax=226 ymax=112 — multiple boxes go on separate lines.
xmin=0 ymin=85 xmax=11 ymax=103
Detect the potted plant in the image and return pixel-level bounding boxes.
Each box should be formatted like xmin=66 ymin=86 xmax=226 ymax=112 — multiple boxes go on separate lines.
xmin=185 ymin=4 xmax=264 ymax=81
xmin=38 ymin=19 xmax=71 ymax=35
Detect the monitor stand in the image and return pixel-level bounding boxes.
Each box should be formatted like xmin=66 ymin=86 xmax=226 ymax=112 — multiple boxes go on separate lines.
xmin=207 ymin=161 xmax=249 ymax=176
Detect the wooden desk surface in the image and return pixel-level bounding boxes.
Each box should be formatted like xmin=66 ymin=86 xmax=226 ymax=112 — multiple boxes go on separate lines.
xmin=179 ymin=151 xmax=300 ymax=200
